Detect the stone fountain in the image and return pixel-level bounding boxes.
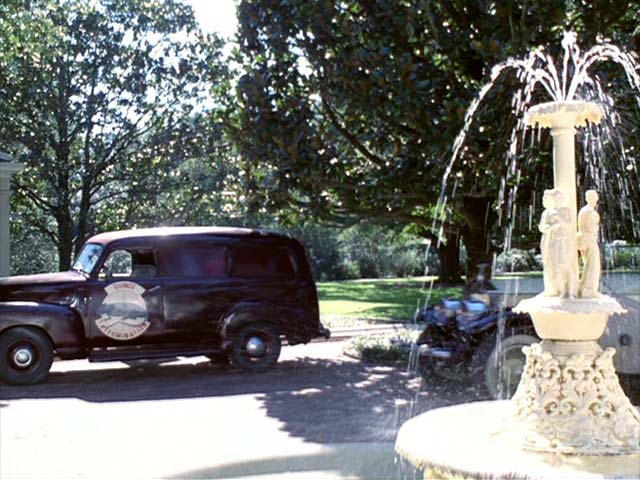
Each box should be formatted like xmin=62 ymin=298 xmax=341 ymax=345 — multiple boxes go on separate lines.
xmin=396 ymin=35 xmax=640 ymax=479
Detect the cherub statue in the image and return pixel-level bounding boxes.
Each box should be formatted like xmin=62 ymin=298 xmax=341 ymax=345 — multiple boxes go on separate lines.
xmin=578 ymin=190 xmax=601 ymax=298
xmin=539 ymin=189 xmax=576 ymax=297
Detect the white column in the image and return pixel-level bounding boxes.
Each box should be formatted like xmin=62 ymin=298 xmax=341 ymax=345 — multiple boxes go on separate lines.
xmin=0 ymin=163 xmax=24 ymax=277
xmin=0 ymin=175 xmax=10 ymax=276
xmin=550 ymin=125 xmax=578 ymax=228
xmin=550 ymin=124 xmax=580 ymax=294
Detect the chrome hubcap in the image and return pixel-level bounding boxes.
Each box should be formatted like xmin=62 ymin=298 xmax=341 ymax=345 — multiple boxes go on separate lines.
xmin=13 ymin=347 xmax=34 ymax=368
xmin=246 ymin=336 xmax=267 ymax=357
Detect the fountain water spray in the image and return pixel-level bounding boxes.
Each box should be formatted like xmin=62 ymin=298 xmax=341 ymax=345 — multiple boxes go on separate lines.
xmin=397 ymin=33 xmax=640 ymax=478
xmin=440 ymin=33 xmax=640 ymax=252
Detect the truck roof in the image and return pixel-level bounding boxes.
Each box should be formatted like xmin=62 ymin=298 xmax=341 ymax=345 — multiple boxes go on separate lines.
xmin=87 ymin=227 xmax=290 ymax=245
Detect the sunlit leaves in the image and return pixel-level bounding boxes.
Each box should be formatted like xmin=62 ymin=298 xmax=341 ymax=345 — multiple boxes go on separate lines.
xmin=1 ymin=0 xmax=229 ymax=269
xmin=233 ymin=0 xmax=640 ymax=247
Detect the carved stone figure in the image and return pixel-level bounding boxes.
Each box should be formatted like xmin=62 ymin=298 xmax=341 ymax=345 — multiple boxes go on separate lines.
xmin=578 ymin=190 xmax=601 ymax=298
xmin=539 ymin=190 xmax=557 ymax=296
xmin=539 ymin=189 xmax=576 ymax=297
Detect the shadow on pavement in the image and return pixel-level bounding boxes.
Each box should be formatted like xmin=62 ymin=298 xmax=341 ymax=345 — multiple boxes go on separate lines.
xmin=260 ymin=361 xmax=488 ymax=444
xmin=0 ymin=354 xmax=488 ymax=444
xmin=168 ymin=443 xmax=413 ymax=480
xmin=0 ymin=357 xmax=348 ymax=402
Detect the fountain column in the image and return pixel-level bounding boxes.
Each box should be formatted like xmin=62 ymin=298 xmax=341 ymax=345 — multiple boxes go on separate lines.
xmin=525 ymin=101 xmax=598 ymax=295
xmin=550 ymin=121 xmax=579 ymax=284
xmin=550 ymin=122 xmax=577 ymax=217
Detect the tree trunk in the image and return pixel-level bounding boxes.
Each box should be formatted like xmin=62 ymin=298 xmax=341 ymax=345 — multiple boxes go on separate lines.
xmin=55 ymin=209 xmax=73 ymax=271
xmin=437 ymin=230 xmax=462 ymax=284
xmin=74 ymin=185 xmax=92 ymax=258
xmin=460 ymin=194 xmax=497 ymax=290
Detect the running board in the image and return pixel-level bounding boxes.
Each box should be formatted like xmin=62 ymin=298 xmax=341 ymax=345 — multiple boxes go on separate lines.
xmin=89 ymin=345 xmax=225 ymax=363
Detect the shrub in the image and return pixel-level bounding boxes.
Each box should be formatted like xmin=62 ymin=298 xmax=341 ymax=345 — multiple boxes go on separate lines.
xmin=284 ymin=221 xmax=427 ymax=280
xmin=495 ymin=248 xmax=542 ymax=273
xmin=338 ymin=223 xmax=424 ymax=279
xmin=603 ymin=244 xmax=640 ymax=270
xmin=344 ymin=330 xmax=420 ymax=363
xmin=10 ymin=226 xmax=58 ymax=275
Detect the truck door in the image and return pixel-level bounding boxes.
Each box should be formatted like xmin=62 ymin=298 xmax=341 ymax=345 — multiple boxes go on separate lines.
xmin=160 ymin=243 xmax=231 ymax=342
xmin=86 ymin=247 xmax=165 ymax=347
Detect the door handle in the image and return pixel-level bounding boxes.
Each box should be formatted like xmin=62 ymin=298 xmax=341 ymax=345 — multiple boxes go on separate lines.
xmin=147 ymin=286 xmax=161 ymax=293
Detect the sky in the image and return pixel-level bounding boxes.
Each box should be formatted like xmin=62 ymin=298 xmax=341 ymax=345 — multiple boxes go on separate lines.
xmin=187 ymin=0 xmax=238 ymax=38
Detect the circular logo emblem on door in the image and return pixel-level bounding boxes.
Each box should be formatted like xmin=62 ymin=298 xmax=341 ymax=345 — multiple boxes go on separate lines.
xmin=95 ymin=281 xmax=150 ymax=340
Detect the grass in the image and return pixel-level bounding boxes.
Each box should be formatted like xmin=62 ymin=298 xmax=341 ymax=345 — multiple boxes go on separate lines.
xmin=317 ymin=276 xmax=463 ymax=328
xmin=318 ymin=271 xmax=639 ymax=329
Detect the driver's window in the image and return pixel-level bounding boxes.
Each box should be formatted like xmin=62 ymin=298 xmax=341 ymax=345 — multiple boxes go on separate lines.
xmin=103 ymin=250 xmax=132 ymax=277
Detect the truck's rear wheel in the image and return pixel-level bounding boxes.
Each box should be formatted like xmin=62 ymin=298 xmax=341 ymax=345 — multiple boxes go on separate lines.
xmin=0 ymin=327 xmax=54 ymax=385
xmin=229 ymin=324 xmax=281 ymax=371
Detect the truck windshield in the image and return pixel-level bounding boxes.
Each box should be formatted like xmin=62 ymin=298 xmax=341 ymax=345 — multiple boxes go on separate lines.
xmin=72 ymin=243 xmax=104 ymax=273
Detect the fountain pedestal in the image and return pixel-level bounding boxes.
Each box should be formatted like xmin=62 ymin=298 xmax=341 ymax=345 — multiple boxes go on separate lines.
xmin=512 ymin=340 xmax=639 ymax=455
xmin=512 ymin=101 xmax=638 ymax=456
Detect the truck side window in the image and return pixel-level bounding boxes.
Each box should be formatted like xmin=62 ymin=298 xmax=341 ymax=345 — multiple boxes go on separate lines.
xmin=103 ymin=249 xmax=157 ymax=278
xmin=231 ymin=246 xmax=296 ymax=278
xmin=163 ymin=246 xmax=228 ymax=277
xmin=104 ymin=250 xmax=132 ymax=277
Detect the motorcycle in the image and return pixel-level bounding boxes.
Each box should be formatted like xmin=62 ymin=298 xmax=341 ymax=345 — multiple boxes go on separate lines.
xmin=414 ymin=298 xmax=537 ymax=399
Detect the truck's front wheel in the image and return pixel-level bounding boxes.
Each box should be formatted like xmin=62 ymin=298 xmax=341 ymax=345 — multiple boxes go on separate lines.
xmin=0 ymin=327 xmax=53 ymax=385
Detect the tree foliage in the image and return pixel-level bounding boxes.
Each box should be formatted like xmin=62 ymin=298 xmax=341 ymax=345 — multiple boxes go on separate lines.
xmin=0 ymin=0 xmax=229 ymax=269
xmin=232 ymin=0 xmax=640 ymax=281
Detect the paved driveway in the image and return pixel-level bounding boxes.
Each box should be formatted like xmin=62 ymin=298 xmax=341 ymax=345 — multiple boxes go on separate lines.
xmin=0 ymin=341 xmax=480 ymax=479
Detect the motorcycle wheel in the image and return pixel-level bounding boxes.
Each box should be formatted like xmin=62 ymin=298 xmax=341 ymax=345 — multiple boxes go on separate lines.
xmin=473 ymin=332 xmax=538 ymax=399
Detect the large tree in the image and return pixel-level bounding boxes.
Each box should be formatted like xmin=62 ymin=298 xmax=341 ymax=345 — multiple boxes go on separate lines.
xmin=231 ymin=0 xmax=640 ymax=283
xmin=0 ymin=0 xmax=228 ymax=270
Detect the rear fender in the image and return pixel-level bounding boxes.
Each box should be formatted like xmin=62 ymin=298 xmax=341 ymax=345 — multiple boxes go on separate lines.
xmin=0 ymin=302 xmax=86 ymax=350
xmin=220 ymin=301 xmax=311 ymax=349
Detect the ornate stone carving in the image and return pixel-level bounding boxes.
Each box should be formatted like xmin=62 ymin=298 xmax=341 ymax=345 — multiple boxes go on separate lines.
xmin=513 ymin=342 xmax=640 ymax=455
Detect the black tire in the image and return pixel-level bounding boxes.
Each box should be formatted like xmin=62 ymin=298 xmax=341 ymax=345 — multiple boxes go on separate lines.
xmin=618 ymin=374 xmax=640 ymax=406
xmin=206 ymin=352 xmax=230 ymax=366
xmin=229 ymin=324 xmax=281 ymax=371
xmin=0 ymin=327 xmax=54 ymax=385
xmin=475 ymin=333 xmax=538 ymax=400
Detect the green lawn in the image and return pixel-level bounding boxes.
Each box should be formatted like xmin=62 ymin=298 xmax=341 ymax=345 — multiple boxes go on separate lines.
xmin=317 ymin=277 xmax=463 ymax=328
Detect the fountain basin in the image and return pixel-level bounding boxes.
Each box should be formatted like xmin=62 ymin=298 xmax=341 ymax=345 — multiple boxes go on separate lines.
xmin=395 ymin=401 xmax=640 ymax=480
xmin=525 ymin=101 xmax=604 ymax=128
xmin=514 ymin=293 xmax=625 ymax=340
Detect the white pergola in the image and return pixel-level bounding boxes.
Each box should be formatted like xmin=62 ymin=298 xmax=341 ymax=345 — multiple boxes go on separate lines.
xmin=0 ymin=151 xmax=24 ymax=277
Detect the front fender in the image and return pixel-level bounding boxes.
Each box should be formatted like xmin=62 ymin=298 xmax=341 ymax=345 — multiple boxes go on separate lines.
xmin=0 ymin=301 xmax=85 ymax=349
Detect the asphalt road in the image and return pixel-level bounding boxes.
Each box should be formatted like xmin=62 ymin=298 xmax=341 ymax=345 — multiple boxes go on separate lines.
xmin=0 ymin=340 xmax=485 ymax=480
